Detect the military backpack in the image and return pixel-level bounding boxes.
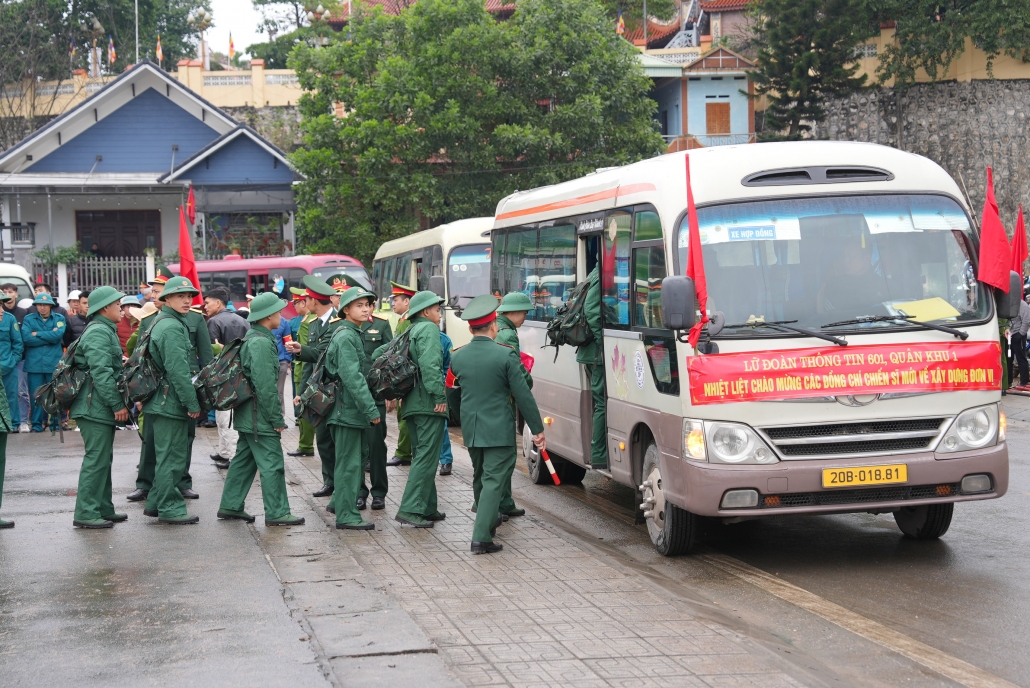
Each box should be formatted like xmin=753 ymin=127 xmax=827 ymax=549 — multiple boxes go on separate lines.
xmin=544 ymin=278 xmax=595 ymax=355
xmin=366 ymin=329 xmax=418 ymax=401
xmin=296 ymin=336 xmax=340 ymax=427
xmin=118 ymin=314 xmax=166 ymax=404
xmin=33 ymin=322 xmax=97 ymax=416
xmin=193 ymin=337 xmax=254 ymax=412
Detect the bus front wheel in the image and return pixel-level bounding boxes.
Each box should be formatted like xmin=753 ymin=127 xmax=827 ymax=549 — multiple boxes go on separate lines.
xmin=894 ymin=503 xmax=953 ymax=539
xmin=641 ymin=443 xmax=698 ymax=556
xmin=524 ymin=423 xmax=551 ymax=485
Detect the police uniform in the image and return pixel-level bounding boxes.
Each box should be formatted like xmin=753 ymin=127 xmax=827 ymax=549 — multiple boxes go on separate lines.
xmin=218 ymin=293 xmax=304 ymax=527
xmin=293 ymin=276 xmax=344 ymax=496
xmin=0 ymin=294 xmax=23 ymax=429
xmin=326 ymin=287 xmax=381 ymax=530
xmin=142 ymin=277 xmax=204 ymax=524
xmin=22 ymin=293 xmax=66 ymax=431
xmin=386 ymin=281 xmax=416 ymax=467
xmin=70 ymin=286 xmax=129 ymax=528
xmin=288 ymin=288 xmax=317 ymax=457
xmin=451 ymin=295 xmax=545 ymax=553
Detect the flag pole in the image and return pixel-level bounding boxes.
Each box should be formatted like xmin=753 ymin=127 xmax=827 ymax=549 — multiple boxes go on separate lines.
xmin=135 ymin=0 xmax=139 ymax=63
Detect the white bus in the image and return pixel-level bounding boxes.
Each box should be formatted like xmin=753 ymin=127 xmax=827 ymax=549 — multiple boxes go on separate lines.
xmin=490 ymin=142 xmax=1013 ymax=555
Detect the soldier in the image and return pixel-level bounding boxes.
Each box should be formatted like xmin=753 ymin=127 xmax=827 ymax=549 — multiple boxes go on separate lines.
xmin=450 ymin=295 xmax=546 ymax=554
xmin=70 ymin=286 xmax=132 ymax=529
xmin=576 ymin=267 xmax=606 ymax=467
xmin=217 ymin=293 xmax=305 ymax=527
xmin=142 ymin=277 xmax=204 ymax=525
xmin=385 ymin=282 xmax=415 ymax=467
xmin=284 ymin=276 xmax=342 ymax=498
xmin=0 ymin=292 xmax=23 ymax=433
xmin=389 ymin=290 xmax=448 ymax=528
xmin=22 ymin=292 xmax=66 ymax=432
xmin=325 ymin=287 xmax=382 ymax=530
xmin=287 ymin=288 xmax=316 ymax=458
xmin=0 ymin=372 xmax=13 ymax=528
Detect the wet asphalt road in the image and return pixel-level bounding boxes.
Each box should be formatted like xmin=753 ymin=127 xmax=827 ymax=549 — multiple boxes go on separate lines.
xmin=502 ymin=396 xmax=1030 ymax=687
xmin=0 ymin=429 xmax=325 ymax=687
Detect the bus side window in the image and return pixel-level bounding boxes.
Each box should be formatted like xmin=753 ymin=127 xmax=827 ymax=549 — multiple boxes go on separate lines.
xmin=288 ymin=268 xmax=307 ymax=291
xmin=431 ymin=245 xmax=443 ymax=277
xmin=228 ymin=271 xmax=248 ymax=304
xmin=372 ymin=260 xmax=383 ymax=297
xmin=537 ymin=224 xmax=576 ymax=321
xmin=251 ymin=273 xmax=269 ymax=295
xmin=602 ymin=211 xmax=632 ymax=328
xmin=632 ymin=208 xmax=678 ymax=395
xmin=632 ymin=246 xmax=666 ymax=329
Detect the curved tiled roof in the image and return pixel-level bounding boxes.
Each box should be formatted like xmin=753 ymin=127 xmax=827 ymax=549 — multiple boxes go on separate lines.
xmin=699 ymin=0 xmax=749 ymax=11
xmin=624 ymin=20 xmax=681 ymax=48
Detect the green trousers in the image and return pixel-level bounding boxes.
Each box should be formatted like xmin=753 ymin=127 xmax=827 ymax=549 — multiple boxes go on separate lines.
xmin=585 ymin=363 xmax=608 ymax=467
xmin=219 ymin=432 xmax=291 ymax=520
xmin=146 ymin=415 xmax=192 ymax=519
xmin=297 ymin=418 xmax=315 ymax=453
xmin=396 ymin=414 xmax=444 ymax=519
xmin=316 ymin=421 xmax=336 ymax=487
xmin=0 ymin=432 xmax=6 ymax=516
xmin=360 ymin=403 xmax=388 ymax=499
xmin=472 ymin=449 xmax=517 ymax=514
xmin=74 ymin=418 xmax=116 ymax=522
xmin=136 ymin=413 xmax=194 ymax=492
xmin=329 ymin=424 xmax=367 ymax=526
xmin=395 ymin=402 xmax=411 ymax=460
xmin=469 ymin=446 xmax=515 ymax=543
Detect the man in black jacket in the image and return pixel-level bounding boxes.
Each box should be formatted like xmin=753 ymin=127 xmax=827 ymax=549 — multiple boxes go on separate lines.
xmin=64 ymin=290 xmax=89 ymax=345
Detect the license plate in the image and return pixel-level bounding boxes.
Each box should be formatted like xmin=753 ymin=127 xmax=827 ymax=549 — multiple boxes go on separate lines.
xmin=822 ymin=464 xmax=908 ymax=488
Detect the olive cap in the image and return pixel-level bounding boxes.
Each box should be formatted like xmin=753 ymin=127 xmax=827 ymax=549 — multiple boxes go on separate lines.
xmin=159 ymin=276 xmax=200 ymax=300
xmin=248 ymin=292 xmax=287 ymax=322
xmin=33 ymin=293 xmax=56 ymax=306
xmin=148 ymin=265 xmax=175 ymax=286
xmin=496 ymin=292 xmax=533 ymax=314
xmin=86 ymin=286 xmax=127 ymax=317
xmin=337 ymin=286 xmax=376 ymax=310
xmin=302 ymin=274 xmax=337 ymax=298
xmin=460 ymin=294 xmax=500 ymax=325
xmin=289 ymin=287 xmax=306 ymax=301
xmin=407 ymin=290 xmax=445 ymax=317
xmin=390 ymin=281 xmax=416 ymax=297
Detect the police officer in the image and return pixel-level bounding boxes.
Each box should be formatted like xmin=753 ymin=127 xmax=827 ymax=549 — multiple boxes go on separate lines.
xmin=389 ymin=290 xmax=448 ymax=528
xmin=0 ymin=293 xmax=23 ymax=432
xmin=284 ymin=276 xmax=342 ymax=498
xmin=325 ymin=287 xmax=382 ymax=530
xmin=142 ymin=276 xmax=203 ymax=525
xmin=70 ymin=286 xmax=131 ymax=529
xmin=385 ymin=282 xmax=416 ymax=467
xmin=22 ymin=292 xmax=66 ymax=432
xmin=0 ymin=372 xmax=13 ymax=528
xmin=450 ymin=295 xmax=545 ymax=554
xmin=217 ymin=293 xmax=305 ymax=527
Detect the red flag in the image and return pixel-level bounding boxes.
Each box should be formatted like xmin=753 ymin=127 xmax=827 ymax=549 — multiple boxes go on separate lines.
xmin=186 ymin=185 xmax=196 ymax=225
xmin=1011 ymin=205 xmax=1027 ymax=298
xmin=684 ymin=155 xmax=709 ymax=348
xmin=178 ymin=206 xmax=203 ymax=307
xmin=978 ymin=167 xmax=1011 ymax=292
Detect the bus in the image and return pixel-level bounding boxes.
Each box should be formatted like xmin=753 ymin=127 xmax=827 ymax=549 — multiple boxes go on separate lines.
xmin=169 ymin=254 xmax=372 ymax=316
xmin=490 ymin=142 xmax=1012 ymax=555
xmin=371 ymin=217 xmax=493 ymax=348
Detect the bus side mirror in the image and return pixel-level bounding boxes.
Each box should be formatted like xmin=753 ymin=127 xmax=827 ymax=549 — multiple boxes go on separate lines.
xmin=428 ymin=275 xmax=445 ymax=299
xmin=661 ymin=276 xmax=696 ymax=331
xmin=995 ymin=271 xmax=1023 ymax=319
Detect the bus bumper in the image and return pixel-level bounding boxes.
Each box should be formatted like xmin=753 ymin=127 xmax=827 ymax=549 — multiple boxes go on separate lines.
xmin=671 ymin=442 xmax=1009 ymax=518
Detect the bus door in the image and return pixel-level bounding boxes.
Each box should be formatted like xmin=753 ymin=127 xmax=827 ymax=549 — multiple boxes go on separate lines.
xmin=576 ymin=215 xmax=605 ymax=468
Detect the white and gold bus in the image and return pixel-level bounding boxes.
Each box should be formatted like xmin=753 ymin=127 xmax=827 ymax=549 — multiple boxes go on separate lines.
xmin=490 ymin=142 xmax=1013 ymax=555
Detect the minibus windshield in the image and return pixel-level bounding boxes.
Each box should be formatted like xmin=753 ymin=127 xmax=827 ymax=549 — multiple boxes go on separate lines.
xmin=677 ymin=194 xmax=988 ymax=335
xmin=448 ymin=244 xmax=491 ymax=306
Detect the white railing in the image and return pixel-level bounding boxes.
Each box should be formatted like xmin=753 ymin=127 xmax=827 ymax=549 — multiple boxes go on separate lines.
xmin=694 ymin=133 xmax=757 ymax=146
xmin=265 ymin=73 xmax=299 ymax=85
xmin=34 ymin=83 xmax=75 ymax=97
xmin=203 ymin=75 xmax=252 ymax=87
xmin=32 ymin=256 xmax=151 ymax=293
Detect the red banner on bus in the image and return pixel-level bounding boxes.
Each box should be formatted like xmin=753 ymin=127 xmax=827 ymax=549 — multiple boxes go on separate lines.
xmin=687 ymin=341 xmax=1002 ymax=406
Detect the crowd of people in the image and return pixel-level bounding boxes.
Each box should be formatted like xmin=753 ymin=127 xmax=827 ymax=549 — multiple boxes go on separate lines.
xmin=0 ymin=267 xmax=547 ymax=554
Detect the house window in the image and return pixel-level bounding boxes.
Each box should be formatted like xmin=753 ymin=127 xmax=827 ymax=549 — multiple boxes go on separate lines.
xmin=706 ymin=102 xmax=731 ymax=135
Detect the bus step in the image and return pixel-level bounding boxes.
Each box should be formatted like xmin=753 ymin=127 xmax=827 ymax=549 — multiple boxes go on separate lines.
xmin=594 ymin=469 xmax=613 ymax=479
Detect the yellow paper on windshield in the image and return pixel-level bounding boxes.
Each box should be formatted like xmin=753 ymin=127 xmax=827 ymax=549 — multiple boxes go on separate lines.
xmin=893 ymin=297 xmax=961 ymax=322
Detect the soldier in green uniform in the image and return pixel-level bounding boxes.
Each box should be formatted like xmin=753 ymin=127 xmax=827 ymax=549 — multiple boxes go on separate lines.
xmin=388 ymin=291 xmax=448 ymax=528
xmin=577 ymin=267 xmax=607 ymax=467
xmin=385 ymin=282 xmax=415 ymax=467
xmin=142 ymin=277 xmax=204 ymax=525
xmin=325 ymin=287 xmax=382 ymax=530
xmin=287 ymin=288 xmax=317 ymax=458
xmin=284 ymin=276 xmax=342 ymax=498
xmin=71 ymin=286 xmax=132 ymax=529
xmin=217 ymin=293 xmax=305 ymax=527
xmin=0 ymin=371 xmax=13 ymax=529
xmin=451 ymin=295 xmax=546 ymax=554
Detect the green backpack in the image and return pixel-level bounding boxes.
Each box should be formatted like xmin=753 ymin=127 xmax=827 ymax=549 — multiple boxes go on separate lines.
xmin=366 ymin=329 xmax=418 ymax=401
xmin=33 ymin=322 xmax=97 ymax=416
xmin=296 ymin=335 xmax=340 ymax=427
xmin=194 ymin=337 xmax=254 ymax=412
xmin=118 ymin=314 xmax=166 ymax=405
xmin=545 ymin=279 xmax=595 ymax=354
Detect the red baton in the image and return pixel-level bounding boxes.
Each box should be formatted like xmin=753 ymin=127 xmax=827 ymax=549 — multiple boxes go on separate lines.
xmin=541 ymin=449 xmax=561 ymax=486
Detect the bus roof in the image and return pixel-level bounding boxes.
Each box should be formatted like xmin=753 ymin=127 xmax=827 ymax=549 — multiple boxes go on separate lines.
xmin=373 ymin=217 xmax=493 ymax=261
xmin=167 ymin=254 xmax=363 ymax=273
xmin=492 ymin=142 xmax=965 ymax=229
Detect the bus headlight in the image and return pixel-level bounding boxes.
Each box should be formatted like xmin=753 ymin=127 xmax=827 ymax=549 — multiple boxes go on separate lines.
xmin=683 ymin=419 xmax=706 ymax=460
xmin=938 ymin=404 xmax=999 ymax=453
xmin=705 ymin=422 xmax=778 ymax=464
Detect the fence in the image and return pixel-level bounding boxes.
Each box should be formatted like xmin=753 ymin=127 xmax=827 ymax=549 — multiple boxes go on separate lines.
xmin=31 ymin=256 xmax=151 ymax=294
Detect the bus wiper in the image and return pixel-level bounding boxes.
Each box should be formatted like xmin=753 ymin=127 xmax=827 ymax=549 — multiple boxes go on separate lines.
xmin=821 ymin=315 xmax=968 ymax=340
xmin=723 ymin=320 xmax=848 ymax=347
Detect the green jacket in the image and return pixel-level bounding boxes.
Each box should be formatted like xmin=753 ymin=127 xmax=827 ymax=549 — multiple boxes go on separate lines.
xmin=361 ymin=315 xmax=393 ymax=358
xmin=70 ymin=318 xmax=125 ymax=426
xmin=292 ymin=313 xmax=316 ymax=385
xmin=395 ymin=316 xmax=410 ymax=336
xmin=397 ymin=316 xmax=447 ymax=419
xmin=296 ymin=310 xmax=342 ymax=392
xmin=575 ymin=268 xmax=602 ymax=365
xmin=451 ymin=335 xmax=544 ymax=447
xmin=496 ymin=315 xmax=532 ymax=390
xmin=143 ymin=307 xmax=201 ymax=419
xmin=0 ymin=372 xmax=12 ymax=433
xmin=325 ymin=320 xmax=379 ymax=428
xmin=234 ymin=325 xmax=285 ymax=436
xmin=186 ymin=309 xmax=214 ymax=371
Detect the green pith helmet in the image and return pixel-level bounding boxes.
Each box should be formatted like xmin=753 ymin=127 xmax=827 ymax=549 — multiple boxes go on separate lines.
xmin=248 ymin=292 xmax=287 ymax=322
xmin=120 ymin=295 xmax=139 ymax=307
xmin=149 ymin=265 xmax=175 ymax=286
xmin=0 ymin=292 xmax=11 ymax=302
xmin=158 ymin=276 xmax=200 ymax=301
xmin=337 ymin=286 xmax=376 ymax=310
xmin=302 ymin=274 xmax=336 ymax=298
xmin=496 ymin=292 xmax=533 ymax=314
xmin=86 ymin=286 xmax=127 ymax=317
xmin=407 ymin=290 xmax=445 ymax=317
xmin=33 ymin=292 xmax=56 ymax=306
xmin=460 ymin=294 xmax=500 ymax=324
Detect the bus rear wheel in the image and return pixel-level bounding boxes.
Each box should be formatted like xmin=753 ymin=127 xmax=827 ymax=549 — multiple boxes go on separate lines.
xmin=640 ymin=443 xmax=698 ymax=556
xmin=894 ymin=503 xmax=953 ymax=539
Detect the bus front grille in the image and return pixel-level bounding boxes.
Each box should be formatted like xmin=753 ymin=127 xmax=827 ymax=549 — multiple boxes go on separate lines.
xmin=759 ymin=418 xmax=947 ymax=459
xmin=760 ymin=482 xmax=964 ymax=508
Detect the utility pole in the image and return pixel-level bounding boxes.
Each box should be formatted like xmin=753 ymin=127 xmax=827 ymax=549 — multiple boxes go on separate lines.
xmin=135 ymin=0 xmax=139 ymax=63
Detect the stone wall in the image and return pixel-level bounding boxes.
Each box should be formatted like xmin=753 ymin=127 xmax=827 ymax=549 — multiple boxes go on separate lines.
xmin=812 ymin=80 xmax=1030 ymax=225
xmin=221 ymin=105 xmax=304 ymax=153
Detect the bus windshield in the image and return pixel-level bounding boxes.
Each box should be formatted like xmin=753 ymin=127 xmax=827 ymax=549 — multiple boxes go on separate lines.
xmin=677 ymin=194 xmax=988 ymax=335
xmin=310 ymin=266 xmax=373 ymax=290
xmin=448 ymin=244 xmax=490 ymax=307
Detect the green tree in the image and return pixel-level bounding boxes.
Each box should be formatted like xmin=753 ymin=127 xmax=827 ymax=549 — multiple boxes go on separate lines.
xmin=598 ymin=0 xmax=677 ymax=24
xmin=750 ymin=0 xmax=875 ymax=139
xmin=290 ymin=0 xmax=663 ymax=263
xmin=247 ymin=27 xmax=313 ymax=69
xmin=871 ymin=0 xmax=1030 ymax=86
